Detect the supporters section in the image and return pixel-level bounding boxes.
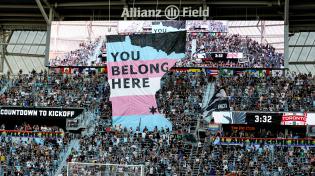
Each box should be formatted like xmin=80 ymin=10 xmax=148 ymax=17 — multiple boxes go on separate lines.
xmin=0 ymin=4 xmax=315 ymax=174
xmin=49 ymin=20 xmax=284 ymax=68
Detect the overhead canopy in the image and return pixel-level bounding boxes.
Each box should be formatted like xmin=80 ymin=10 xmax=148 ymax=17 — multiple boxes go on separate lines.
xmin=0 ymin=0 xmax=313 ymax=32
xmin=288 ymin=32 xmax=315 ymax=74
xmin=2 ymin=31 xmax=46 ymax=74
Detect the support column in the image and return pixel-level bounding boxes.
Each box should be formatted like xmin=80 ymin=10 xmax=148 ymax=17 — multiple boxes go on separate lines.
xmin=122 ymin=0 xmax=128 ymax=20
xmin=203 ymin=0 xmax=207 ymax=20
xmin=44 ymin=8 xmax=53 ymax=66
xmin=36 ymin=0 xmax=53 ymax=67
xmin=260 ymin=20 xmax=265 ymax=44
xmin=0 ymin=29 xmax=5 ymax=73
xmin=123 ymin=4 xmax=128 ymax=20
xmin=35 ymin=0 xmax=49 ymax=24
xmin=284 ymin=0 xmax=289 ymax=68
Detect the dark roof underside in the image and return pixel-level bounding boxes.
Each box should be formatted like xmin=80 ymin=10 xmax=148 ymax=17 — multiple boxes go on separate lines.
xmin=0 ymin=0 xmax=313 ymax=32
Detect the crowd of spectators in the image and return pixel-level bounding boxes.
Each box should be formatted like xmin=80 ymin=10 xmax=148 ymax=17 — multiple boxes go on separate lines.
xmin=221 ymin=128 xmax=305 ymax=139
xmin=0 ymin=130 xmax=72 ymax=176
xmin=177 ymin=33 xmax=284 ymax=68
xmin=186 ymin=20 xmax=228 ymax=32
xmin=156 ymin=72 xmax=206 ymax=131
xmin=66 ymin=121 xmax=190 ymax=176
xmin=194 ymin=140 xmax=315 ymax=175
xmin=0 ymin=70 xmax=111 ymax=176
xmin=63 ymin=121 xmax=315 ymax=175
xmin=0 ymin=67 xmax=313 ymax=175
xmin=118 ymin=21 xmax=152 ymax=34
xmin=49 ymin=37 xmax=102 ymax=66
xmin=63 ymin=71 xmax=207 ymax=175
xmin=49 ymin=23 xmax=283 ymax=69
xmin=0 ymin=70 xmax=108 ymax=114
xmin=0 ymin=123 xmax=62 ymax=133
xmin=95 ymin=40 xmax=107 ymax=66
xmin=217 ymin=72 xmax=315 ymax=112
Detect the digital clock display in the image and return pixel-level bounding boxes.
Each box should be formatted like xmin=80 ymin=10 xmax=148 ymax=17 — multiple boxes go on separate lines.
xmin=246 ymin=113 xmax=282 ymax=125
xmin=209 ymin=53 xmax=227 ymax=59
xmin=254 ymin=115 xmax=272 ymax=123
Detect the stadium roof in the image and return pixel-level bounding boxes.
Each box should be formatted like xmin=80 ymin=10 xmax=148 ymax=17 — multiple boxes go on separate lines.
xmin=0 ymin=0 xmax=313 ymax=32
xmin=288 ymin=32 xmax=315 ymax=74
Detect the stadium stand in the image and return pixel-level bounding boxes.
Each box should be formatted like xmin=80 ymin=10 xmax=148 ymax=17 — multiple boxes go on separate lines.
xmin=0 ymin=1 xmax=315 ymax=175
xmin=0 ymin=27 xmax=314 ymax=175
xmin=218 ymin=72 xmax=315 ymax=112
xmin=49 ymin=37 xmax=105 ymax=66
xmin=177 ymin=33 xmax=284 ymax=68
xmin=0 ymin=69 xmax=312 ymax=175
xmin=0 ymin=71 xmax=107 ymax=110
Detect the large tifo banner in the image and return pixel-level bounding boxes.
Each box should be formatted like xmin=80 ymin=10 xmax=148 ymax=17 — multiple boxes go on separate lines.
xmin=107 ymin=31 xmax=186 ymax=131
xmin=213 ymin=111 xmax=315 ymax=125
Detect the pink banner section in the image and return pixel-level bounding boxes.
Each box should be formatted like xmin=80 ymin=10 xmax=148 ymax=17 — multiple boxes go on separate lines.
xmin=107 ymin=59 xmax=177 ymax=79
xmin=110 ymin=95 xmax=160 ymax=116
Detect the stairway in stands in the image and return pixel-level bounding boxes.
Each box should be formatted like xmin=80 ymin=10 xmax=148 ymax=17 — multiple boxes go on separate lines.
xmin=190 ymin=145 xmax=201 ymax=176
xmin=174 ymin=143 xmax=192 ymax=176
xmin=81 ymin=111 xmax=98 ymax=136
xmin=202 ymin=82 xmax=215 ymax=109
xmin=189 ymin=118 xmax=198 ymax=136
xmin=54 ymin=139 xmax=80 ymax=176
xmin=0 ymin=79 xmax=13 ymax=94
xmin=202 ymin=82 xmax=216 ymax=123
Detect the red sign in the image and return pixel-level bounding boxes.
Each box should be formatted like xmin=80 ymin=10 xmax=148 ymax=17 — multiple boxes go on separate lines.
xmin=281 ymin=112 xmax=307 ymax=125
